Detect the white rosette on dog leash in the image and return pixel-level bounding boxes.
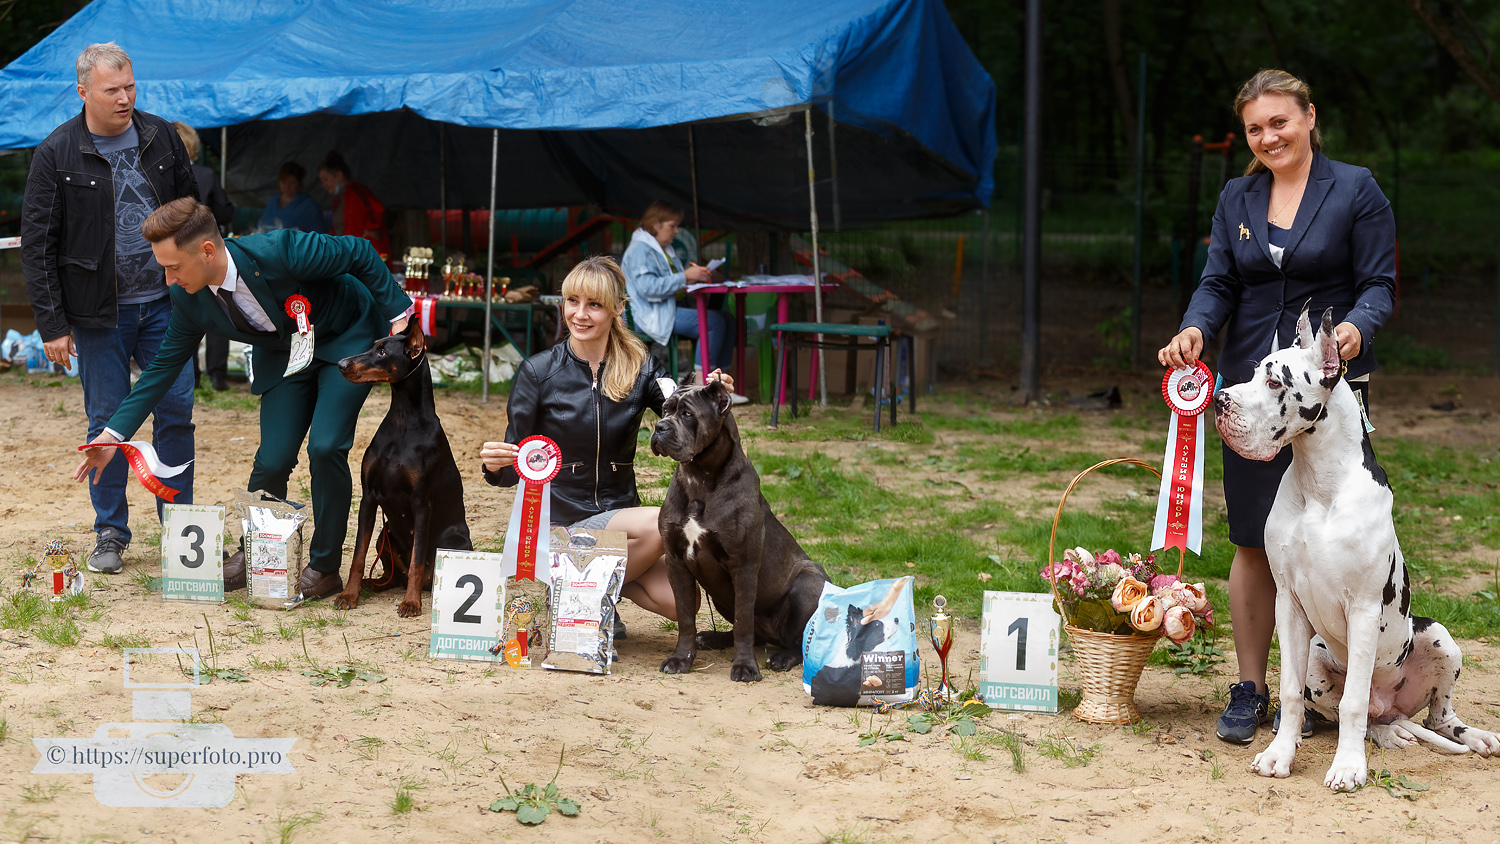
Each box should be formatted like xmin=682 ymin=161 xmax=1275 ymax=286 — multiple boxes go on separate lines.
xmin=502 ymin=435 xmax=561 ymax=582
xmin=1151 ymin=361 xmax=1213 ymax=555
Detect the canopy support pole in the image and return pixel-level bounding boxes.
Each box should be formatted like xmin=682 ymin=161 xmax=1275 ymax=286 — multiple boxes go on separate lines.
xmin=1020 ymin=0 xmax=1042 ymax=403
xmin=688 ymin=125 xmax=701 ymax=247
xmin=439 ymin=124 xmax=447 ymax=263
xmin=219 ymin=127 xmax=227 ymax=217
xmin=828 ymin=104 xmax=841 ymax=233
xmin=482 ymin=128 xmax=498 ymax=403
xmin=805 ymin=107 xmax=827 ymax=407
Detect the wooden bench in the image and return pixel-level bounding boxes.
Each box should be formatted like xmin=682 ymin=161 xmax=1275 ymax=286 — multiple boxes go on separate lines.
xmin=769 ymin=322 xmax=914 ymax=432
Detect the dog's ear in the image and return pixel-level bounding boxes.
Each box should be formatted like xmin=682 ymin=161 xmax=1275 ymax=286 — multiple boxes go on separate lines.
xmin=704 ymin=378 xmax=732 ymax=416
xmin=1318 ymin=307 xmax=1340 ymax=379
xmin=1294 ymin=300 xmax=1315 ymax=349
xmin=402 ymin=320 xmax=426 ymax=360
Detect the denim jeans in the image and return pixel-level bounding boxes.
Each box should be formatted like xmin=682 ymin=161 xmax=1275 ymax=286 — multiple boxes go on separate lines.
xmin=73 ymin=295 xmax=196 ymax=541
xmin=672 ymin=305 xmax=730 ymax=372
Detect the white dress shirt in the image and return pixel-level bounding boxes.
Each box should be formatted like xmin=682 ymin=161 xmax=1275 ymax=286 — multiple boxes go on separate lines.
xmin=213 ymin=252 xmax=277 ymax=332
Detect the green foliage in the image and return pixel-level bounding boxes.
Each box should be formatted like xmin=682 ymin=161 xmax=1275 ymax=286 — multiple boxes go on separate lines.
xmin=1150 ymin=631 xmax=1227 ymax=676
xmin=1363 ymin=769 xmax=1430 ymax=800
xmin=489 ymin=746 xmax=581 ymax=825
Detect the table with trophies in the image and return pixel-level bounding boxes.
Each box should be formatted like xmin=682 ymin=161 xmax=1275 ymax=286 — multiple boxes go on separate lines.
xmin=398 ymin=248 xmax=551 ymax=357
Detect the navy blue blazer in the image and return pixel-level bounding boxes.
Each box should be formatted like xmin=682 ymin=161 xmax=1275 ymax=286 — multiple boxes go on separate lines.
xmin=1180 ymin=151 xmax=1396 ymax=384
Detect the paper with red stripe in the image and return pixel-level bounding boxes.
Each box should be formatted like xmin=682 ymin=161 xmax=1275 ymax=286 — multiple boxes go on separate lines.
xmin=78 ymin=440 xmax=191 ymax=502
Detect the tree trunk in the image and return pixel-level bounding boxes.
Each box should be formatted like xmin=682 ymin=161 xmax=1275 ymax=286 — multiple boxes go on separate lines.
xmin=1403 ymin=0 xmax=1500 ymax=105
xmin=1102 ymin=0 xmax=1136 ymax=163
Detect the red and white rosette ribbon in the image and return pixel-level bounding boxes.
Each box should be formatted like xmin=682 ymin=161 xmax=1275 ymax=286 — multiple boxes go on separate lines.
xmin=416 ymin=296 xmax=438 ymax=337
xmin=1151 ymin=361 xmax=1214 ymax=555
xmin=502 ymin=435 xmax=561 ymax=582
xmin=284 ymin=294 xmax=312 ymax=334
xmin=77 ymin=440 xmax=192 ymax=502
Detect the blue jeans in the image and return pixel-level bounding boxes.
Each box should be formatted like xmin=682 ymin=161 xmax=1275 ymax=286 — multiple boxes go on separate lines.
xmin=73 ymin=296 xmax=196 ymax=542
xmin=672 ymin=305 xmax=730 ymax=373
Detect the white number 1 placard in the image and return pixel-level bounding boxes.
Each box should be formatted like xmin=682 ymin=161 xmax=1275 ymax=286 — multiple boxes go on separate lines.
xmin=979 ymin=591 xmax=1060 ymax=712
xmin=161 ymin=504 xmax=225 ymax=604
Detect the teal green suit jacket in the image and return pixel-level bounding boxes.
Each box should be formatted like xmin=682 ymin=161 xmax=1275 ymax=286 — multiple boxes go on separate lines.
xmin=109 ymin=230 xmax=412 ymax=438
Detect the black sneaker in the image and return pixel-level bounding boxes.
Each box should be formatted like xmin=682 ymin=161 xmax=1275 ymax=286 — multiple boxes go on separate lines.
xmin=87 ymin=528 xmax=128 ymax=574
xmin=613 ymin=614 xmax=627 ymax=640
xmin=1272 ymin=707 xmax=1316 ymax=738
xmin=1216 ymin=680 xmax=1269 ymax=744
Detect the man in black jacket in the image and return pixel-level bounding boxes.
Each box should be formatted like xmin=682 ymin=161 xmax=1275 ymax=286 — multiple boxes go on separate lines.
xmin=22 ymin=42 xmax=200 ymax=575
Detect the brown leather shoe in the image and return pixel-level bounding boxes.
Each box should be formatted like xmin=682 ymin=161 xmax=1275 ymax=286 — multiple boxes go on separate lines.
xmin=223 ymin=549 xmax=246 ymax=591
xmin=297 ymin=568 xmax=343 ymax=601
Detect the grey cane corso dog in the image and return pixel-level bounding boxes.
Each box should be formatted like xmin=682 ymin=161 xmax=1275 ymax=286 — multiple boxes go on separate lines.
xmin=649 ymin=380 xmax=830 ymax=682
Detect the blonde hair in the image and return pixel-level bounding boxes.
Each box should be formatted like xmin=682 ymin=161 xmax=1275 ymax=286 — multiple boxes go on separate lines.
xmin=76 ymin=42 xmax=131 ymax=88
xmin=172 ymin=121 xmax=200 ymax=161
xmin=561 ymin=256 xmax=648 ymax=402
xmin=1235 ymin=69 xmax=1321 ymax=177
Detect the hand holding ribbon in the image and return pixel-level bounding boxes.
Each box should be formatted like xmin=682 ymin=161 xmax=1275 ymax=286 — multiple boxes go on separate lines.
xmin=1151 ymin=361 xmax=1214 ymax=555
xmin=76 ymin=437 xmax=192 ymax=502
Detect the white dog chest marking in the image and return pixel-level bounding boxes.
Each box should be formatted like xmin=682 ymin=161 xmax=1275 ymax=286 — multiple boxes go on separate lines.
xmin=683 ymin=517 xmax=706 ymax=559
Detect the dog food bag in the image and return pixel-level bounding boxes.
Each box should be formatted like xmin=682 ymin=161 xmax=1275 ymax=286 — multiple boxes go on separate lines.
xmin=802 ymin=576 xmax=920 ymax=707
xmin=541 ymin=527 xmax=628 ymax=675
xmin=233 ymin=490 xmax=307 ymax=610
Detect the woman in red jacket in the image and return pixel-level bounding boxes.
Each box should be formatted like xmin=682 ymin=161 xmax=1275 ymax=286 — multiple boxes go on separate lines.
xmin=318 ymin=150 xmax=390 ymax=256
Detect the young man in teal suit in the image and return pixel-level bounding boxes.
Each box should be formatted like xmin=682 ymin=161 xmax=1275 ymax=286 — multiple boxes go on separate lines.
xmin=74 ymin=197 xmax=412 ymax=601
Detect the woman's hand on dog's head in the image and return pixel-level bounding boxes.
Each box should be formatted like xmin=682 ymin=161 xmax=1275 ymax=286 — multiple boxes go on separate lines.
xmin=480 ymin=441 xmax=519 ymax=473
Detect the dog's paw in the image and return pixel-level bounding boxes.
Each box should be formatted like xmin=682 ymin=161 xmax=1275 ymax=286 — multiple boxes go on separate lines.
xmin=332 ymin=591 xmax=360 ymax=611
xmin=396 ymin=598 xmax=423 ymax=618
xmin=1324 ymin=755 xmax=1368 ymax=792
xmin=766 ymin=649 xmax=802 ymax=671
xmin=1370 ymin=723 xmax=1418 ymax=750
xmin=1250 ymin=741 xmax=1295 ymax=779
xmin=695 ymin=631 xmax=734 ymax=650
xmin=660 ymin=654 xmax=696 ymax=675
xmin=1458 ymin=726 xmax=1500 ymax=756
xmin=729 ymin=660 xmax=763 ymax=683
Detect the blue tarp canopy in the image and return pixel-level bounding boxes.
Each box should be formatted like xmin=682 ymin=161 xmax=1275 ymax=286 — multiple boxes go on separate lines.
xmin=0 ymin=0 xmax=996 ymax=225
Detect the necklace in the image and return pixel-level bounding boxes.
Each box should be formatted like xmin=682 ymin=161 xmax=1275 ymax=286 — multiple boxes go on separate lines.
xmin=1269 ymin=175 xmax=1308 ymax=226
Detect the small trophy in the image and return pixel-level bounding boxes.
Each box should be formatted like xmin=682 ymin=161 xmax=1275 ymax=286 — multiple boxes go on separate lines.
xmin=926 ymin=594 xmax=955 ymax=702
xmin=43 ymin=540 xmax=78 ymax=602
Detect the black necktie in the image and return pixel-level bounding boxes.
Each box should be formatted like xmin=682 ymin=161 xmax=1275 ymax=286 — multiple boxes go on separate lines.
xmin=216 ymin=288 xmax=272 ymax=336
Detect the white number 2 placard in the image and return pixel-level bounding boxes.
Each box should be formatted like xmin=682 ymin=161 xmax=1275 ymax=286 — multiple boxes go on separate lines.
xmin=160 ymin=504 xmax=225 ymax=604
xmin=429 ymin=550 xmax=507 ymax=662
xmin=979 ymin=591 xmax=1060 ymax=712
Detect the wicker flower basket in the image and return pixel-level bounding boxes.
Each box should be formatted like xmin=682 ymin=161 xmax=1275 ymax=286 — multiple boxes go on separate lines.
xmin=1046 ymin=458 xmax=1185 ymax=724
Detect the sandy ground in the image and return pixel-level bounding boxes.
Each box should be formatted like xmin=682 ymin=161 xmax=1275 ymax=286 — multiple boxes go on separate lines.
xmin=0 ymin=370 xmax=1498 ymax=844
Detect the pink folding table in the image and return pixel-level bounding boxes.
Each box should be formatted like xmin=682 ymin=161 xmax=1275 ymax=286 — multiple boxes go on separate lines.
xmin=689 ymin=282 xmax=838 ymax=403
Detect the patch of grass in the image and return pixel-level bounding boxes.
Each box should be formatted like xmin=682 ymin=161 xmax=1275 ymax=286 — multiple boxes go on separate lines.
xmin=20 ymin=782 xmax=65 ymax=802
xmin=193 ymin=385 xmax=259 ymax=412
xmin=33 ymin=617 xmax=80 ymax=646
xmin=1 ymin=590 xmax=46 ymax=629
xmin=353 ymin=735 xmax=384 ymax=761
xmin=816 ymin=825 xmax=890 ymax=844
xmin=267 ymin=810 xmax=322 ymax=844
xmin=925 ymin=411 xmax=1083 ymax=440
xmin=1036 ymin=732 xmax=1100 ymax=768
xmin=94 ymin=630 xmax=150 ymax=650
xmin=226 ymin=595 xmax=255 ymax=621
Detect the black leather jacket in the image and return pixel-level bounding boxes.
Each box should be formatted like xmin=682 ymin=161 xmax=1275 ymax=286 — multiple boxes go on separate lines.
xmin=485 ymin=342 xmax=672 ymax=525
xmin=21 ymin=107 xmax=199 ymax=341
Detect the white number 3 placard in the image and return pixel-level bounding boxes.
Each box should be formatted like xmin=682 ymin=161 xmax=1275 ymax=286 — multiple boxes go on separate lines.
xmin=979 ymin=591 xmax=1060 ymax=712
xmin=160 ymin=504 xmax=225 ymax=604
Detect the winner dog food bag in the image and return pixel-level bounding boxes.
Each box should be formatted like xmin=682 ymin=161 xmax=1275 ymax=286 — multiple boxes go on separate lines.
xmin=803 ymin=576 xmax=919 ymax=707
xmin=541 ymin=527 xmax=628 ymax=675
xmin=233 ymin=490 xmax=307 ymax=610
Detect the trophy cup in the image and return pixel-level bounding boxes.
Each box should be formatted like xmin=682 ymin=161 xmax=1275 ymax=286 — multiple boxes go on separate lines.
xmin=926 ymin=594 xmax=955 ymax=702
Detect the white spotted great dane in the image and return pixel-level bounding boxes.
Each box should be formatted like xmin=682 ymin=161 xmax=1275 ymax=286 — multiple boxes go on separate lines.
xmin=1214 ymin=305 xmax=1500 ymax=791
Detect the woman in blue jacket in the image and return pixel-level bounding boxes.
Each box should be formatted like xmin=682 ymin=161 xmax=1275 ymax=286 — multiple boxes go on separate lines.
xmin=1158 ymin=69 xmax=1395 ymax=745
xmin=619 ymin=201 xmax=735 ymax=390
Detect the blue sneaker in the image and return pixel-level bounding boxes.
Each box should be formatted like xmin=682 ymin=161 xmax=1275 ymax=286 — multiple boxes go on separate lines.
xmin=1272 ymin=707 xmax=1316 ymax=738
xmin=1216 ymin=680 xmax=1269 ymax=744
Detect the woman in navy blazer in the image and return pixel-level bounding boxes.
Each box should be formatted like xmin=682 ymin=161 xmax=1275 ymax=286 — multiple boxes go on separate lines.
xmin=1158 ymin=70 xmax=1395 ymax=744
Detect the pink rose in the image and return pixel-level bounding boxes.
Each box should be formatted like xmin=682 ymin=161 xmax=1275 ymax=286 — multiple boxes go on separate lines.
xmin=1097 ymin=549 xmax=1121 ymax=566
xmin=1163 ymin=605 xmax=1197 ymax=644
xmin=1111 ymin=577 xmax=1150 ymax=612
xmin=1039 ymin=560 xmax=1073 ymax=583
xmin=1149 ymin=573 xmax=1181 ymax=593
xmin=1177 ymin=582 xmax=1209 ymax=613
xmin=1064 ymin=547 xmax=1096 ymax=567
xmin=1130 ymin=596 xmax=1164 ymax=632
xmin=1069 ymin=569 xmax=1089 ymax=592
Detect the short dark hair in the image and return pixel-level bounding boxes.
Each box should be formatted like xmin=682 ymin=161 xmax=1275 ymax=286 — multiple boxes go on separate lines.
xmin=278 ymin=161 xmax=306 ymax=184
xmin=318 ymin=150 xmax=350 ymax=179
xmin=142 ymin=197 xmax=221 ymax=249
